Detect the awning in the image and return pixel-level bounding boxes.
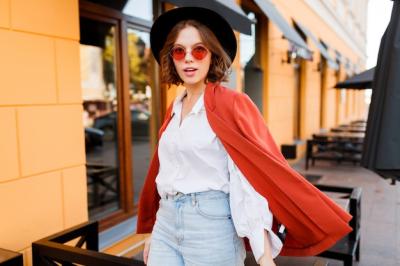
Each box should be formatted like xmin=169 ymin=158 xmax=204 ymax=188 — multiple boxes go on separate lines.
xmin=293 ymin=20 xmax=339 ymax=70
xmin=253 ymin=0 xmax=312 ymax=60
xmin=334 ymin=50 xmax=346 ymax=66
xmin=160 ymin=0 xmax=253 ymax=35
xmin=334 ymin=49 xmax=353 ymax=75
xmin=334 ymin=67 xmax=375 ymax=89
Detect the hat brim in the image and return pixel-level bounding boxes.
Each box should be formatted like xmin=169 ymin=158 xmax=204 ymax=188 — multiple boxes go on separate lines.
xmin=150 ymin=7 xmax=237 ymax=65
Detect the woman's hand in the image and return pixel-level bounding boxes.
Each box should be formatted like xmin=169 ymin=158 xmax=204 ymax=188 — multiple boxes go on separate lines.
xmin=258 ymin=256 xmax=276 ymax=266
xmin=143 ymin=235 xmax=152 ymax=264
xmin=257 ymin=230 xmax=276 ymax=266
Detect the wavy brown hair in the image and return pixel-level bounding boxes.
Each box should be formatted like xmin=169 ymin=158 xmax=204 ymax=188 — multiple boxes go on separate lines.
xmin=159 ymin=20 xmax=232 ymax=86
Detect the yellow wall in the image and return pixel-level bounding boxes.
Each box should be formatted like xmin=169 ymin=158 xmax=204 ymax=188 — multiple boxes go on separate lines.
xmin=264 ymin=19 xmax=296 ymax=145
xmin=324 ymin=67 xmax=339 ymax=129
xmin=302 ymin=57 xmax=322 ymax=139
xmin=336 ymin=68 xmax=347 ymax=124
xmin=0 ymin=0 xmax=87 ymax=265
xmin=263 ymin=0 xmax=367 ymax=147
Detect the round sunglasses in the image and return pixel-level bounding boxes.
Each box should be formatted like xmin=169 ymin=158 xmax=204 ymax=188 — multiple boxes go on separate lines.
xmin=170 ymin=45 xmax=209 ymax=61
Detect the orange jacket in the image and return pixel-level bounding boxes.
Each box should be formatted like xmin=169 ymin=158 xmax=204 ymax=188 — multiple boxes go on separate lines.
xmin=137 ymin=82 xmax=352 ymax=256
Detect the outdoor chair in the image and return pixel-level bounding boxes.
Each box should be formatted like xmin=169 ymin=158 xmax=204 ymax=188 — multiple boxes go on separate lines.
xmin=306 ymin=138 xmax=363 ymax=169
xmin=273 ymin=184 xmax=361 ymax=266
xmin=315 ymin=185 xmax=362 ymax=266
xmin=306 ymin=139 xmax=343 ymax=169
xmin=86 ymin=163 xmax=119 ymax=211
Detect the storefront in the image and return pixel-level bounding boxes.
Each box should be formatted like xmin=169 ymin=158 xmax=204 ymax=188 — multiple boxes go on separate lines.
xmin=78 ymin=0 xmax=256 ymax=230
xmin=0 ymin=0 xmax=368 ymax=264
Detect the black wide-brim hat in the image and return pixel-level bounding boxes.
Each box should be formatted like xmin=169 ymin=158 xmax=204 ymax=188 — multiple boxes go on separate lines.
xmin=150 ymin=6 xmax=237 ymax=65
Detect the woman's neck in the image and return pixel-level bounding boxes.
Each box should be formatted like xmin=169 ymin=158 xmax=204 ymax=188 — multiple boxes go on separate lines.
xmin=183 ymin=82 xmax=207 ymax=99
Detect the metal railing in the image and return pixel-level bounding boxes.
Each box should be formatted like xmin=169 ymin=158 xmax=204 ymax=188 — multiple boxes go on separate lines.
xmin=32 ymin=221 xmax=145 ymax=266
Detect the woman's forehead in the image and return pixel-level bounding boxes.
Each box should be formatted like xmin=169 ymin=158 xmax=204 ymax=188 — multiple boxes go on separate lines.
xmin=174 ymin=26 xmax=204 ymax=47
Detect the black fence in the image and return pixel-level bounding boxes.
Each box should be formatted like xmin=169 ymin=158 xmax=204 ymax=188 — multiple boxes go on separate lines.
xmin=0 ymin=248 xmax=23 ymax=266
xmin=32 ymin=221 xmax=145 ymax=266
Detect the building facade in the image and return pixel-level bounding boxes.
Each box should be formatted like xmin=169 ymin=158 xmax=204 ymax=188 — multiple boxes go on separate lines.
xmin=0 ymin=0 xmax=368 ymax=265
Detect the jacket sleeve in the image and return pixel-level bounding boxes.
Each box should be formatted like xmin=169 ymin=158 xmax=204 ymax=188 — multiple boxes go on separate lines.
xmin=227 ymin=153 xmax=283 ymax=262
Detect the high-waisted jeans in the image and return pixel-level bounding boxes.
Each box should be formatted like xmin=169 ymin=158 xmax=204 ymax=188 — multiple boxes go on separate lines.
xmin=147 ymin=190 xmax=246 ymax=266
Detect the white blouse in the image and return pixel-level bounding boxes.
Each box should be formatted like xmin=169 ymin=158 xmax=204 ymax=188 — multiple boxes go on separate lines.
xmin=155 ymin=89 xmax=283 ymax=261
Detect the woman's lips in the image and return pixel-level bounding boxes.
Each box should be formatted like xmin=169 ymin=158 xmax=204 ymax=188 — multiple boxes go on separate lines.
xmin=183 ymin=68 xmax=197 ymax=77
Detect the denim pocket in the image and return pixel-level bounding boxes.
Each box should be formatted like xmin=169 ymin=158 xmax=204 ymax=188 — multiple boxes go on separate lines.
xmin=194 ymin=197 xmax=232 ymax=220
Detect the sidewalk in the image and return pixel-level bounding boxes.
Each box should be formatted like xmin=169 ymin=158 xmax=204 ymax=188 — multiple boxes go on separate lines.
xmin=271 ymin=159 xmax=400 ymax=266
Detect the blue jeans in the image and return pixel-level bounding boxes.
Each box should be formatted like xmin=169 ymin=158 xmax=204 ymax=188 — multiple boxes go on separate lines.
xmin=147 ymin=190 xmax=246 ymax=266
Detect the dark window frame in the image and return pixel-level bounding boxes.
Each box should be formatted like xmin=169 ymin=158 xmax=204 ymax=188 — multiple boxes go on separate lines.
xmin=80 ymin=0 xmax=159 ymax=231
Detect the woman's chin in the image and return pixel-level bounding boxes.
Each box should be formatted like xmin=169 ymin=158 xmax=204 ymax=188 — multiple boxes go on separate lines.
xmin=182 ymin=78 xmax=205 ymax=87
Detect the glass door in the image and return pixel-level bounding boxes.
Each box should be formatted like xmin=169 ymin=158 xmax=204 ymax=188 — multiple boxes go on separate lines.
xmin=126 ymin=28 xmax=153 ymax=206
xmin=79 ymin=0 xmax=158 ymax=229
xmin=80 ymin=17 xmax=122 ymax=221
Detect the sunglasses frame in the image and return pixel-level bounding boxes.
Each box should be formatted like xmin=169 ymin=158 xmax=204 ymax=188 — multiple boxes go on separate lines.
xmin=169 ymin=44 xmax=209 ymax=61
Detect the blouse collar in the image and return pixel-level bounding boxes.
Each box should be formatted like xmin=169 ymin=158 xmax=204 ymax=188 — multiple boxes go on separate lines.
xmin=172 ymin=88 xmax=205 ymax=115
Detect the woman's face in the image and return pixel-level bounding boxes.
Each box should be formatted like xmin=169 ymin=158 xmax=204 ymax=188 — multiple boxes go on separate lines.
xmin=172 ymin=25 xmax=212 ymax=87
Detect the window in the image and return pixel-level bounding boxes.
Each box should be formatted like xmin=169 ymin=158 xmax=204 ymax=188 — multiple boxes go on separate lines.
xmin=123 ymin=0 xmax=153 ymax=21
xmin=126 ymin=28 xmax=153 ymax=205
xmin=239 ymin=12 xmax=263 ymax=111
xmin=80 ymin=0 xmax=157 ymax=229
xmin=80 ymin=18 xmax=121 ymax=221
xmin=86 ymin=0 xmax=153 ymax=21
xmin=240 ymin=12 xmax=256 ymax=68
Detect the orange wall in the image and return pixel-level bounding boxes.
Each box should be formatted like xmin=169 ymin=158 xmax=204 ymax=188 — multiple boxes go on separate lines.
xmin=324 ymin=67 xmax=339 ymax=129
xmin=0 ymin=0 xmax=87 ymax=265
xmin=302 ymin=58 xmax=322 ymax=139
xmin=263 ymin=0 xmax=367 ymax=146
xmin=264 ymin=21 xmax=297 ymax=145
xmin=265 ymin=4 xmax=324 ymax=143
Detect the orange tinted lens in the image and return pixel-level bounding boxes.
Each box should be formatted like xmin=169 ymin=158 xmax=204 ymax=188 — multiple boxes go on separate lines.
xmin=192 ymin=46 xmax=208 ymax=60
xmin=171 ymin=47 xmax=186 ymax=60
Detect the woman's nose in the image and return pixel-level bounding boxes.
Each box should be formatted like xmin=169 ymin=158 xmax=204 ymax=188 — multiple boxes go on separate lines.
xmin=184 ymin=50 xmax=194 ymax=62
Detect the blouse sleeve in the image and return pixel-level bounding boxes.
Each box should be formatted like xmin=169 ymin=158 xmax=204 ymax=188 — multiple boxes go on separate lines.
xmin=227 ymin=153 xmax=283 ymax=262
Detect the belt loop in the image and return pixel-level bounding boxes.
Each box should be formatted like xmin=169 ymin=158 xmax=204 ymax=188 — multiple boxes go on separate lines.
xmin=191 ymin=193 xmax=196 ymax=206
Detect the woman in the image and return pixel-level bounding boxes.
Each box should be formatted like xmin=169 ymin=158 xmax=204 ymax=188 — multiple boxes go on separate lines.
xmin=137 ymin=6 xmax=352 ymax=266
